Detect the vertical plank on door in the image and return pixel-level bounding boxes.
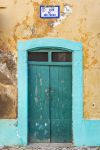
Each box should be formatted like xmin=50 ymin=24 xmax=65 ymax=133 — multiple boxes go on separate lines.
xmin=50 ymin=65 xmax=72 ymax=142
xmin=28 ymin=65 xmax=50 ymax=143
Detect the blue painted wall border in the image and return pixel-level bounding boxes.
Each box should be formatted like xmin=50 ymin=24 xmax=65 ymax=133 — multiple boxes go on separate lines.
xmin=0 ymin=120 xmax=20 ymax=146
xmin=0 ymin=38 xmax=100 ymax=146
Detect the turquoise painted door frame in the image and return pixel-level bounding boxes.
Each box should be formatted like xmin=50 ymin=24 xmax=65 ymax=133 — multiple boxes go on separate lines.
xmin=1 ymin=38 xmax=100 ymax=146
xmin=18 ymin=38 xmax=83 ymax=145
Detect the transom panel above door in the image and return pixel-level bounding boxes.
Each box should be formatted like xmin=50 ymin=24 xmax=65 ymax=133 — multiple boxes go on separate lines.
xmin=28 ymin=49 xmax=72 ymax=143
xmin=28 ymin=49 xmax=72 ymax=64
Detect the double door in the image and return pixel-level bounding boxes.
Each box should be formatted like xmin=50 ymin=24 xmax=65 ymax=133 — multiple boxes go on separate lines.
xmin=28 ymin=64 xmax=72 ymax=143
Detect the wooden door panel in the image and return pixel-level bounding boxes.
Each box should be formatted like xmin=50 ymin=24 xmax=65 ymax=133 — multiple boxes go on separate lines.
xmin=28 ymin=65 xmax=50 ymax=143
xmin=51 ymin=119 xmax=72 ymax=143
xmin=50 ymin=66 xmax=72 ymax=142
xmin=28 ymin=64 xmax=72 ymax=143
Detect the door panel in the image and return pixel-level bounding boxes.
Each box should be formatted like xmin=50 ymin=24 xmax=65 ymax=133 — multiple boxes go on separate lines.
xmin=50 ymin=66 xmax=72 ymax=142
xmin=28 ymin=64 xmax=72 ymax=143
xmin=28 ymin=65 xmax=50 ymax=143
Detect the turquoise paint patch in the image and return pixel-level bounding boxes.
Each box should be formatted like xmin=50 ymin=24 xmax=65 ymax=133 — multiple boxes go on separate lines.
xmin=0 ymin=120 xmax=20 ymax=146
xmin=18 ymin=50 xmax=28 ymax=145
xmin=74 ymin=120 xmax=100 ymax=146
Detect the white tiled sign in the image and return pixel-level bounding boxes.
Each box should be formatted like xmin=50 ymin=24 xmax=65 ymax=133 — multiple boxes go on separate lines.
xmin=40 ymin=6 xmax=60 ymax=18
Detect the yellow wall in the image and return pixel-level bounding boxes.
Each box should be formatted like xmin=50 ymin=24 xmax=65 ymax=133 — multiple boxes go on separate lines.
xmin=0 ymin=0 xmax=100 ymax=119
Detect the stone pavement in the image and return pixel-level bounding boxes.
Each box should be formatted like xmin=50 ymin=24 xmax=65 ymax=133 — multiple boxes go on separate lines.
xmin=0 ymin=144 xmax=100 ymax=150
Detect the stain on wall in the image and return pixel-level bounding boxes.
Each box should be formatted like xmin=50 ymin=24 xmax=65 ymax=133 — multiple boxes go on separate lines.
xmin=0 ymin=0 xmax=100 ymax=119
xmin=0 ymin=49 xmax=17 ymax=118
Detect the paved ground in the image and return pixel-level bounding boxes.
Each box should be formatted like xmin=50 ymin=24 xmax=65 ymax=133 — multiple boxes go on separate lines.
xmin=0 ymin=144 xmax=100 ymax=150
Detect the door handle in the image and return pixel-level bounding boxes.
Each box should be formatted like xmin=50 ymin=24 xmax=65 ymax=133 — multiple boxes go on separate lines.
xmin=49 ymin=87 xmax=54 ymax=93
xmin=45 ymin=88 xmax=54 ymax=96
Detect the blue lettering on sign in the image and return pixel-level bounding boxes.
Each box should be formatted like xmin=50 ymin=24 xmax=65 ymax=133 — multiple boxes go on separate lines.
xmin=40 ymin=6 xmax=60 ymax=19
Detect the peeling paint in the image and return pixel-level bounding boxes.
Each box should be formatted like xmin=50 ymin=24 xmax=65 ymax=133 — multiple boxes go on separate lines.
xmin=0 ymin=0 xmax=100 ymax=119
xmin=40 ymin=78 xmax=42 ymax=86
xmin=49 ymin=4 xmax=72 ymax=27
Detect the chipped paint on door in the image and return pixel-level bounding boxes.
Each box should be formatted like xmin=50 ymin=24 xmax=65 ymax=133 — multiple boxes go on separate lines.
xmin=50 ymin=65 xmax=72 ymax=142
xmin=28 ymin=51 xmax=72 ymax=143
xmin=28 ymin=65 xmax=50 ymax=142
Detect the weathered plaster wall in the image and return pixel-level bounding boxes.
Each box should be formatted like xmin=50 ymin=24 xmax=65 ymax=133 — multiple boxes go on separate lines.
xmin=0 ymin=0 xmax=100 ymax=119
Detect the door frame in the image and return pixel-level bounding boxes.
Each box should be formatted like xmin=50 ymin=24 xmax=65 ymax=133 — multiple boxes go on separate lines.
xmin=18 ymin=38 xmax=83 ymax=145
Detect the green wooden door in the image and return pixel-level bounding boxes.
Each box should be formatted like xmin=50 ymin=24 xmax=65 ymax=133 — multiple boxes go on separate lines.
xmin=28 ymin=65 xmax=50 ymax=142
xmin=50 ymin=66 xmax=72 ymax=142
xmin=28 ymin=64 xmax=72 ymax=143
